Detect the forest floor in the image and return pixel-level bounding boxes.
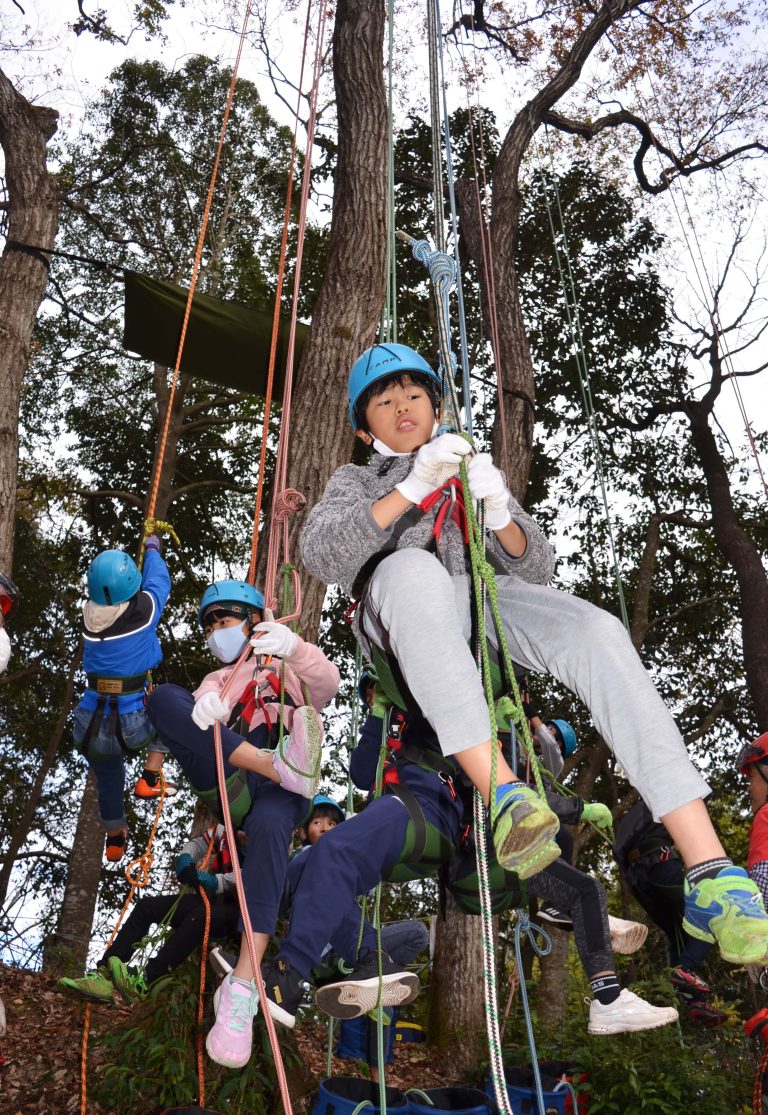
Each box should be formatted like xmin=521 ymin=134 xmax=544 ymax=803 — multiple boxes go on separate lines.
xmin=0 ymin=962 xmax=450 ymax=1115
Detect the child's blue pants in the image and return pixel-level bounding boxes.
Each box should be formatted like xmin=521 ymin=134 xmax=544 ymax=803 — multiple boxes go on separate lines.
xmin=147 ymin=684 xmax=308 ymax=934
xmin=279 ymin=795 xmax=443 ymax=978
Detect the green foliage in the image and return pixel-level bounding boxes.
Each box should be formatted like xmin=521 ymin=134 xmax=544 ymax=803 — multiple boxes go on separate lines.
xmin=92 ymin=957 xmax=287 ymax=1113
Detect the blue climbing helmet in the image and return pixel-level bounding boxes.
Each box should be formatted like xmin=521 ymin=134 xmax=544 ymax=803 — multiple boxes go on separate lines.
xmin=310 ymin=793 xmax=345 ymax=825
xmin=87 ymin=550 xmax=141 ymax=606
xmin=348 ymin=343 xmax=441 ymax=429
xmin=546 ymin=718 xmax=577 ymax=757
xmin=198 ymin=579 xmax=265 ymax=628
xmin=357 ymin=665 xmax=379 ymax=708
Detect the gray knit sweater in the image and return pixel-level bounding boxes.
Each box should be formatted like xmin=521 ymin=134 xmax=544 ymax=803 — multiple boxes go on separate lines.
xmin=300 ymin=452 xmax=556 ymax=596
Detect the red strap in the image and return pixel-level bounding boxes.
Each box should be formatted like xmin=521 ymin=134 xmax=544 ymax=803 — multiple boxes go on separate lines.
xmin=237 ymin=672 xmax=282 ymax=727
xmin=418 ymin=477 xmax=469 ymax=544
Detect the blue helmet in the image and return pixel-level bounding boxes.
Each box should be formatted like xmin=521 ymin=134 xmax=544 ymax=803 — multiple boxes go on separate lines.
xmin=348 ymin=343 xmax=440 ymax=429
xmin=198 ymin=579 xmax=265 ymax=628
xmin=310 ymin=794 xmax=345 ymax=825
xmin=87 ymin=550 xmax=141 ymax=606
xmin=547 ymin=718 xmax=577 ymax=758
xmin=357 ymin=665 xmax=379 ymax=708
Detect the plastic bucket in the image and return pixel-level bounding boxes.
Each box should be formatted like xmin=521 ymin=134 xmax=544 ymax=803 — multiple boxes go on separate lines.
xmin=395 ymin=1020 xmax=426 ymax=1043
xmin=488 ymin=1066 xmax=567 ymax=1115
xmin=537 ymin=1062 xmax=589 ymax=1114
xmin=408 ymin=1086 xmax=496 ymax=1115
xmin=311 ymin=1077 xmax=410 ymax=1115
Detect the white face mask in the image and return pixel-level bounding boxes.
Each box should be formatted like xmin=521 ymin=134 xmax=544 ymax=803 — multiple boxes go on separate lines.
xmin=206 ymin=625 xmax=248 ymax=664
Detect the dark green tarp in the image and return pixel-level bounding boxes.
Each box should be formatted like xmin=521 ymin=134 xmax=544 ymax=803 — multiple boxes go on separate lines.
xmin=123 ymin=270 xmax=309 ymax=397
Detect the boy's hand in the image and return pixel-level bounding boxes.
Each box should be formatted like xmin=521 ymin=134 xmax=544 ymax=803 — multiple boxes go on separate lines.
xmin=175 ymin=853 xmax=198 ymax=888
xmin=196 ymin=869 xmax=218 ymax=896
xmin=395 ymin=433 xmax=472 ymax=504
xmin=192 ymin=691 xmax=229 ymax=730
xmin=144 ymin=534 xmax=161 ymax=552
xmin=250 ymin=621 xmax=298 ymax=658
xmin=467 ymin=454 xmax=511 ymax=530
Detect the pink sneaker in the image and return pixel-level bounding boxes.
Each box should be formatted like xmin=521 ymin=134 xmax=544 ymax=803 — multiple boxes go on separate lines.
xmin=272 ymin=706 xmax=323 ymax=798
xmin=205 ymin=974 xmax=259 ymax=1068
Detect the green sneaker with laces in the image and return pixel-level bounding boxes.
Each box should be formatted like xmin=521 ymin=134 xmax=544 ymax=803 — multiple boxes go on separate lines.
xmin=683 ymin=866 xmax=768 ymax=964
xmin=107 ymin=956 xmax=150 ymax=1003
xmin=492 ymin=782 xmax=561 ymax=879
xmin=57 ymin=967 xmax=115 ymax=1005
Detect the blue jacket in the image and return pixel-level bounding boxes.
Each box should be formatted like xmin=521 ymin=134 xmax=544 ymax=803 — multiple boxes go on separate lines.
xmin=79 ymin=549 xmax=172 ymax=714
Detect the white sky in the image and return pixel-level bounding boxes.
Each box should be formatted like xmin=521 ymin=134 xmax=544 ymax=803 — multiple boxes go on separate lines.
xmin=2 ymin=0 xmax=767 ymax=491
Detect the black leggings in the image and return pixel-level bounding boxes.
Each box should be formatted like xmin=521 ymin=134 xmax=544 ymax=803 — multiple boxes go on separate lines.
xmin=99 ymin=892 xmax=239 ymax=985
xmin=528 ymin=858 xmax=613 ymax=978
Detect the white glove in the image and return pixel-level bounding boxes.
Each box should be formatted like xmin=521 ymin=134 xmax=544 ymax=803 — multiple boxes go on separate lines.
xmin=466 ymin=453 xmax=511 ymax=531
xmin=250 ymin=621 xmax=298 ymax=658
xmin=395 ymin=433 xmax=472 ymax=505
xmin=192 ymin=691 xmax=229 ymax=730
xmin=0 ymin=628 xmax=10 ymax=673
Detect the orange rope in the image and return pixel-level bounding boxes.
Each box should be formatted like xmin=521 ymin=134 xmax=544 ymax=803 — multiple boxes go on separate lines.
xmin=79 ymin=782 xmax=168 ymax=1114
xmin=248 ymin=0 xmax=315 ymax=587
xmin=146 ymin=0 xmax=255 ymax=521
xmin=261 ymin=3 xmax=328 ymax=611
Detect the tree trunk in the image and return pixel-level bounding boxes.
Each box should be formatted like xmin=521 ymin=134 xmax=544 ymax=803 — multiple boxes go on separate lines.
xmin=285 ymin=0 xmax=388 ymax=642
xmin=43 ymin=771 xmax=104 ymax=975
xmin=428 ymin=894 xmax=487 ymax=1071
xmin=536 ymin=925 xmax=570 ymax=1029
xmin=686 ymin=399 xmax=768 ymax=731
xmin=0 ymin=68 xmax=58 ymax=574
xmin=0 ymin=648 xmax=81 ymax=911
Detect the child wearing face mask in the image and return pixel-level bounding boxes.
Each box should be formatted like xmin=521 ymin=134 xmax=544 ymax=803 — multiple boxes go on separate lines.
xmin=146 ymin=578 xmax=340 ymax=1070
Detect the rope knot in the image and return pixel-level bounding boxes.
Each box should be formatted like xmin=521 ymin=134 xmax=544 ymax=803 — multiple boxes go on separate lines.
xmin=125 ymin=851 xmax=154 ymax=888
xmin=273 ymin=488 xmax=306 ymax=521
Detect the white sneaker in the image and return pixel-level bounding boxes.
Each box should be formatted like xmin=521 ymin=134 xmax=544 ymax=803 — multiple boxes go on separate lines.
xmin=608 ymin=915 xmax=648 ymax=955
xmin=272 ymin=706 xmax=323 ymax=798
xmin=588 ymin=988 xmax=678 ymax=1035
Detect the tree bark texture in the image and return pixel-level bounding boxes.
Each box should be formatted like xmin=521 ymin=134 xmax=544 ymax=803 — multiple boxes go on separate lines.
xmin=686 ymin=400 xmax=768 ymax=730
xmin=428 ymin=894 xmax=487 ymax=1071
xmin=0 ymin=68 xmax=58 ymax=575
xmin=285 ymin=0 xmax=388 ymax=642
xmin=43 ymin=771 xmax=104 ymax=975
xmin=536 ymin=923 xmax=570 ymax=1028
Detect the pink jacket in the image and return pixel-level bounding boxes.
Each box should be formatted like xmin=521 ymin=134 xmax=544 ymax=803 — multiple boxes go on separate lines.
xmin=193 ymin=636 xmax=340 ymax=733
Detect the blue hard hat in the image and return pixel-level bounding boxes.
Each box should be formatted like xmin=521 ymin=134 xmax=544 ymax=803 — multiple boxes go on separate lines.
xmin=310 ymin=793 xmax=345 ymax=824
xmin=357 ymin=665 xmax=379 ymax=707
xmin=198 ymin=580 xmax=265 ymax=628
xmin=87 ymin=550 xmax=141 ymax=606
xmin=547 ymin=718 xmax=577 ymax=757
xmin=348 ymin=343 xmax=440 ymax=429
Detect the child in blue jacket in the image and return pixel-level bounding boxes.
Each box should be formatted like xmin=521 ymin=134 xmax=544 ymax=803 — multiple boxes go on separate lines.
xmin=73 ymin=539 xmax=173 ymax=862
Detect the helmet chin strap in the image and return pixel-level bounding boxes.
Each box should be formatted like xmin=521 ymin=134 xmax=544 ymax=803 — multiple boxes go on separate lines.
xmin=372 ymin=421 xmax=440 ymax=458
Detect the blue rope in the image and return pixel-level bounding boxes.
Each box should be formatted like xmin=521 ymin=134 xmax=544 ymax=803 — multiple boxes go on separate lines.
xmin=514 ymin=912 xmax=554 ymax=1115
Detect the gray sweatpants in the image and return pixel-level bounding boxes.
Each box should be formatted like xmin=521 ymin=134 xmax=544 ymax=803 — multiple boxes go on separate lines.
xmin=361 ymin=549 xmax=709 ymax=819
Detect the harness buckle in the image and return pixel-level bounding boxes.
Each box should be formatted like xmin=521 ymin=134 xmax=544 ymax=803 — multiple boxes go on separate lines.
xmin=96 ymin=678 xmax=123 ymax=695
xmin=438 ymin=770 xmax=457 ymax=800
xmin=660 ymin=846 xmax=670 ymax=862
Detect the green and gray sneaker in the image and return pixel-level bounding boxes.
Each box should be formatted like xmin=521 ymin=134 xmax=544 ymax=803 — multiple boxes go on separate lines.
xmin=57 ymin=967 xmax=114 ymax=1005
xmin=492 ymin=782 xmax=561 ymax=879
xmin=683 ymin=866 xmax=768 ymax=965
xmin=107 ymin=956 xmax=150 ymax=1003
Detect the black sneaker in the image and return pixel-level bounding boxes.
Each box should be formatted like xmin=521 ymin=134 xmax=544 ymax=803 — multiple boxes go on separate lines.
xmin=314 ymin=951 xmax=420 ymax=1020
xmin=259 ymin=956 xmax=304 ymax=1029
xmin=537 ymin=905 xmax=573 ymax=930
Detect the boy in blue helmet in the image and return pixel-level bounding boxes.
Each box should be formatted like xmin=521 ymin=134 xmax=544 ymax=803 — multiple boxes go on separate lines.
xmin=299 ymin=341 xmax=768 ymax=969
xmin=146 ymin=578 xmax=340 ymax=1070
xmin=73 ymin=539 xmax=174 ymax=863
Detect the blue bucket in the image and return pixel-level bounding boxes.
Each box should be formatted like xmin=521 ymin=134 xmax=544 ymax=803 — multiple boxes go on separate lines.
xmin=488 ymin=1067 xmax=567 ymax=1115
xmin=409 ymin=1086 xmax=496 ymax=1115
xmin=311 ymin=1077 xmax=410 ymax=1115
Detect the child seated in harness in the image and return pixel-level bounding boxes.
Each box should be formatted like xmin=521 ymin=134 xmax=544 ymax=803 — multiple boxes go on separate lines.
xmin=146 ymin=578 xmax=340 ymax=1070
xmin=57 ymin=822 xmax=240 ymax=1004
xmin=612 ymin=798 xmax=726 ymax=1026
xmin=299 ymin=342 xmax=768 ymax=967
xmin=73 ymin=539 xmax=175 ymax=863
